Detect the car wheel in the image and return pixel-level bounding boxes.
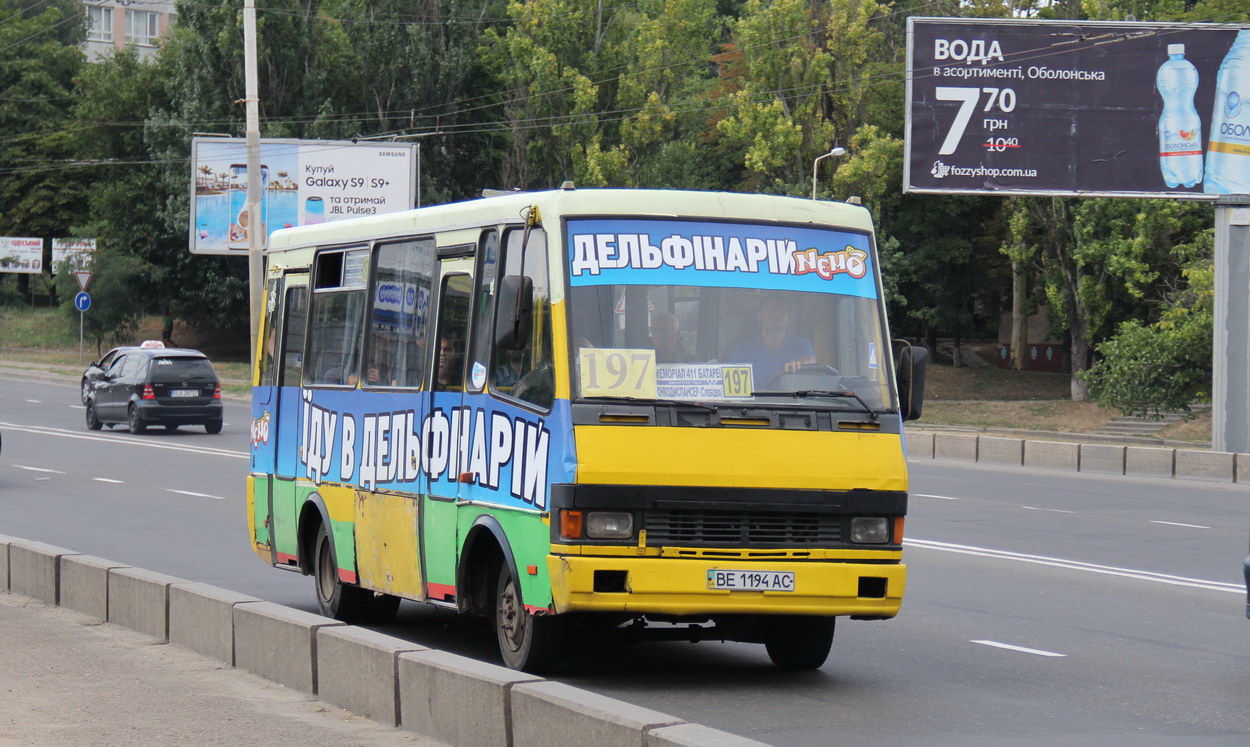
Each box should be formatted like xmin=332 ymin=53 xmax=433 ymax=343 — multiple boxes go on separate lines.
xmin=204 ymin=419 xmax=223 ymax=434
xmin=127 ymin=404 xmax=147 ymax=435
xmin=80 ymin=378 xmax=91 ymax=405
xmin=495 ymin=564 xmax=562 ymax=672
xmin=85 ymin=401 xmax=102 ymax=431
xmin=763 ymin=616 xmax=835 ymax=670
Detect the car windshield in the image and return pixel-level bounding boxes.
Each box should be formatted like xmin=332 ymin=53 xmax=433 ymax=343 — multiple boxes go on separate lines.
xmin=149 ymin=357 xmax=216 ymax=383
xmin=566 ymin=217 xmax=894 ymax=411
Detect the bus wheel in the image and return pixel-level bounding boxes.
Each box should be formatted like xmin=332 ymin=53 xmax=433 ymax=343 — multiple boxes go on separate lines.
xmin=764 ymin=616 xmax=835 ymax=670
xmin=495 ymin=564 xmax=561 ymax=672
xmin=312 ymin=523 xmax=370 ymax=622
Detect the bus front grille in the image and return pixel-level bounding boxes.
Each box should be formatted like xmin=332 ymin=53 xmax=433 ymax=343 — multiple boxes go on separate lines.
xmin=645 ymin=509 xmax=842 ymax=547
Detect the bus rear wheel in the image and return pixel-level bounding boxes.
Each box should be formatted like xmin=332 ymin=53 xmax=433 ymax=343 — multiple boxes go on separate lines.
xmin=494 ymin=564 xmax=561 ymax=672
xmin=311 ymin=523 xmax=401 ymax=624
xmin=763 ymin=616 xmax=835 ymax=670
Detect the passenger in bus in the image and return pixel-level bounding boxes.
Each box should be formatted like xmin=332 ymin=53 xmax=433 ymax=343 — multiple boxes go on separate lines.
xmin=730 ymin=301 xmax=815 ymax=383
xmin=649 ymin=311 xmax=692 ymax=364
xmin=438 ymin=337 xmax=464 ymax=389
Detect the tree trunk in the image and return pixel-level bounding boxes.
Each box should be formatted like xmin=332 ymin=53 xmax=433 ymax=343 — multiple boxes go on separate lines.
xmin=162 ymin=316 xmax=176 ymax=347
xmin=952 ymin=332 xmax=963 ymax=368
xmin=1011 ymin=258 xmax=1028 ymax=371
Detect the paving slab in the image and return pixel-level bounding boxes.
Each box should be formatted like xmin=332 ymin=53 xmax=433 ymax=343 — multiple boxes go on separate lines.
xmin=934 ymin=433 xmax=977 ymax=461
xmin=1174 ymin=449 xmax=1235 ymax=483
xmin=647 ymin=723 xmax=769 ymax=746
xmin=60 ymin=555 xmax=131 ymax=621
xmin=1125 ymin=446 xmax=1174 ymax=478
xmin=399 ymin=649 xmax=542 ymax=746
xmin=512 ymin=680 xmax=683 ymax=747
xmin=234 ymin=601 xmax=345 ymax=695
xmin=1079 ymin=444 xmax=1126 ymax=476
xmin=0 ymin=593 xmax=429 ymax=745
xmin=905 ymin=430 xmax=934 ymax=459
xmin=978 ymin=436 xmax=1023 ymax=466
xmin=317 ymin=626 xmax=426 ymax=726
xmin=169 ymin=582 xmax=262 ymax=665
xmin=8 ymin=540 xmax=78 ymax=605
xmin=1024 ymin=440 xmax=1079 ymax=472
xmin=108 ymin=567 xmax=187 ymax=642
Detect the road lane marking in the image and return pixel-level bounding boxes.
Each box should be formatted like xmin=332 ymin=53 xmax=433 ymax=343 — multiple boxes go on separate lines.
xmin=25 ymin=399 xmax=41 ymax=403
xmin=1150 ymin=520 xmax=1210 ymax=529
xmin=971 ymin=640 xmax=1066 ymax=658
xmin=13 ymin=465 xmax=65 ymax=474
xmin=92 ymin=478 xmax=124 ymax=484
xmin=0 ymin=422 xmax=247 ymax=460
xmin=905 ymin=538 xmax=1244 ymax=594
xmin=166 ymin=489 xmax=226 ymax=501
xmin=913 ymin=493 xmax=960 ymax=500
xmin=1021 ymin=506 xmax=1075 ymax=514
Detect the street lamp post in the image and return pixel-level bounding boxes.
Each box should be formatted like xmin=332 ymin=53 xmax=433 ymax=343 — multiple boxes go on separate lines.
xmin=811 ymin=146 xmax=847 ymax=200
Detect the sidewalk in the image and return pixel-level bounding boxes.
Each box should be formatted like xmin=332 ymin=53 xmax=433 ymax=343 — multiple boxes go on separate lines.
xmin=0 ymin=592 xmax=433 ymax=746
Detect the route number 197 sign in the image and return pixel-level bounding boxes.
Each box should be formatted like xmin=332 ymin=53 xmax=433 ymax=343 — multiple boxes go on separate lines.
xmin=905 ymin=17 xmax=1250 ymax=199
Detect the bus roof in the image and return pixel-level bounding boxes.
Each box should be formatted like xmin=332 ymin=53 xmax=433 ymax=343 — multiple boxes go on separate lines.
xmin=265 ymin=189 xmax=873 ymax=253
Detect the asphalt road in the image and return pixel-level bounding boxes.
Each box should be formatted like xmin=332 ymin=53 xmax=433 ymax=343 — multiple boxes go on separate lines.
xmin=2 ymin=372 xmax=1248 ymax=744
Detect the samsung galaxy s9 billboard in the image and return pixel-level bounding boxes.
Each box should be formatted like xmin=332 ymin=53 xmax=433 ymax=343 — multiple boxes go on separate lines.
xmin=189 ymin=138 xmax=416 ymax=255
xmin=905 ymin=18 xmax=1250 ymax=199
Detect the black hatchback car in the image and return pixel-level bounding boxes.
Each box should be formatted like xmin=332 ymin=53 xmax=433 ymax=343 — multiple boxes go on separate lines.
xmin=84 ymin=348 xmax=223 ymax=434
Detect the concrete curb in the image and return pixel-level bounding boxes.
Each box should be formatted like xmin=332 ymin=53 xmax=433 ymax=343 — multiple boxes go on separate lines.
xmin=907 ymin=429 xmax=1246 ymax=484
xmin=0 ymin=534 xmax=766 ymax=745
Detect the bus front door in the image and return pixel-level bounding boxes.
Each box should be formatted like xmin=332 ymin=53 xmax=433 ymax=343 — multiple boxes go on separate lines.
xmin=269 ymin=276 xmax=309 ymax=569
xmin=423 ymin=258 xmax=475 ymax=604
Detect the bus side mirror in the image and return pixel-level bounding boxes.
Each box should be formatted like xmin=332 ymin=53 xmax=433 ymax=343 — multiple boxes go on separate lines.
xmin=495 ymin=275 xmax=533 ymax=351
xmin=895 ymin=344 xmax=928 ymax=421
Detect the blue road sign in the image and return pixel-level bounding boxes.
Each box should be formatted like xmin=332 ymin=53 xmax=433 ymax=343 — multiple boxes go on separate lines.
xmin=74 ymin=291 xmax=91 ymax=312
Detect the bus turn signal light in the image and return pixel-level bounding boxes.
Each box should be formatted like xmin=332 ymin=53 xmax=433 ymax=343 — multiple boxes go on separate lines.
xmin=894 ymin=517 xmax=905 ymax=544
xmin=561 ymin=510 xmax=584 ymax=540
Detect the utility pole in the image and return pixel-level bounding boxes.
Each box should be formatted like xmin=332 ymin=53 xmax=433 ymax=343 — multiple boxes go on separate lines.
xmin=1213 ymin=198 xmax=1250 ymax=454
xmin=243 ymin=0 xmax=264 ymax=365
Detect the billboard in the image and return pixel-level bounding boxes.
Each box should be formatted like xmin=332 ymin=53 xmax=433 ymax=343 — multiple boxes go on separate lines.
xmin=905 ymin=18 xmax=1250 ymax=198
xmin=189 ymin=138 xmax=417 ymax=255
xmin=0 ymin=237 xmax=44 ymax=274
xmin=51 ymin=238 xmax=95 ymax=273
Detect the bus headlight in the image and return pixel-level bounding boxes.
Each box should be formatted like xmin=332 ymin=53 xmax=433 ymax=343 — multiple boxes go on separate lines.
xmin=586 ymin=512 xmax=634 ymax=539
xmin=851 ymin=517 xmax=890 ymax=544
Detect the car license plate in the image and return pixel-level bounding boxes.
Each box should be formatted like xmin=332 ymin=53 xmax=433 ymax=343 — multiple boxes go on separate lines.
xmin=707 ymin=569 xmax=795 ymax=592
xmin=171 ymin=389 xmax=198 ymax=398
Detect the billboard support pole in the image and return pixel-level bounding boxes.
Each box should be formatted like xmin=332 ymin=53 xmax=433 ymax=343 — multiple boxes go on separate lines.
xmin=243 ymin=0 xmax=264 ymax=368
xmin=1213 ymin=197 xmax=1250 ymax=454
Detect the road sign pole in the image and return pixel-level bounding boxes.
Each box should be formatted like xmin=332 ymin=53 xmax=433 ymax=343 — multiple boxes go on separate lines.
xmin=1213 ymin=197 xmax=1250 ymax=454
xmin=243 ymin=0 xmax=264 ymax=368
xmin=79 ymin=309 xmax=83 ymax=366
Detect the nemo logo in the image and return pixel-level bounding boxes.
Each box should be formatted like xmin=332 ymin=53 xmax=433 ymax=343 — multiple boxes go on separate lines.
xmin=251 ymin=411 xmax=271 ymax=449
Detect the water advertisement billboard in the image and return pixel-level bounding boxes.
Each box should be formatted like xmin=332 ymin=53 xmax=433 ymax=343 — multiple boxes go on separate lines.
xmin=0 ymin=237 xmax=44 ymax=274
xmin=189 ymin=138 xmax=416 ymax=255
xmin=905 ymin=18 xmax=1250 ymax=198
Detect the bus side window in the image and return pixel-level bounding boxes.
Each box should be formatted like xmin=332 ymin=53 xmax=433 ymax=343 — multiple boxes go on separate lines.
xmin=433 ymin=274 xmax=471 ymax=392
xmin=280 ymin=286 xmax=307 ymax=387
xmin=491 ymin=226 xmax=553 ymax=409
xmin=364 ymin=237 xmax=435 ymax=388
xmin=468 ymin=229 xmax=499 ymax=392
xmin=258 ymin=277 xmax=284 ymax=386
xmin=306 ymin=247 xmax=369 ymax=387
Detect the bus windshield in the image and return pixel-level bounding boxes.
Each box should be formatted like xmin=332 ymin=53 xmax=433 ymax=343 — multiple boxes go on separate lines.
xmin=567 ymin=218 xmax=893 ymax=412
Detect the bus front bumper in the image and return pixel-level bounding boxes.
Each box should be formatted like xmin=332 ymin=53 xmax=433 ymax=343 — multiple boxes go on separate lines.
xmin=547 ymin=554 xmax=905 ymax=618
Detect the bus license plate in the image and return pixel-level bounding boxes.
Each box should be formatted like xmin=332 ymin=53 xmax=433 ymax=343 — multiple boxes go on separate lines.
xmin=707 ymin=569 xmax=794 ymax=592
xmin=171 ymin=389 xmax=198 ymax=397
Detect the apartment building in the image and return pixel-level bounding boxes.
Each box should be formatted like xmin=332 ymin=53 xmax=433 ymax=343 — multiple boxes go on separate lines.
xmin=84 ymin=1 xmax=177 ymax=61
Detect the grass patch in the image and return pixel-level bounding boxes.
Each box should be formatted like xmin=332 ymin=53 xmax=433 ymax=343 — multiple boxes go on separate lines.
xmin=1156 ymin=409 xmax=1211 ymax=444
xmin=0 ymin=307 xmax=78 ymax=349
xmin=926 ymin=363 xmax=1071 ymax=401
xmin=918 ymin=400 xmax=1119 ymax=433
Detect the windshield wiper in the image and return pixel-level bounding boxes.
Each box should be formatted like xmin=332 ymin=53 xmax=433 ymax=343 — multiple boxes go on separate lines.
xmin=750 ymin=389 xmax=878 ymax=421
xmin=580 ymin=396 xmax=719 ymax=412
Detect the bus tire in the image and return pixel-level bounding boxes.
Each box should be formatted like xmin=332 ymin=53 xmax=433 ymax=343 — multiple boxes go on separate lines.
xmin=764 ymin=616 xmax=835 ymax=670
xmin=494 ymin=564 xmax=561 ymax=673
xmin=313 ymin=523 xmax=370 ymax=623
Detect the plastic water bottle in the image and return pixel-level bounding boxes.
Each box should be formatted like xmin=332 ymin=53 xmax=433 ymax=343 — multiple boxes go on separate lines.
xmin=1157 ymin=44 xmax=1203 ymax=189
xmin=1205 ymin=31 xmax=1250 ymax=194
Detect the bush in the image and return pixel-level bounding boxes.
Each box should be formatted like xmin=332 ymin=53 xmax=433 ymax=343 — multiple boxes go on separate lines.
xmin=1083 ymin=318 xmax=1210 ymax=418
